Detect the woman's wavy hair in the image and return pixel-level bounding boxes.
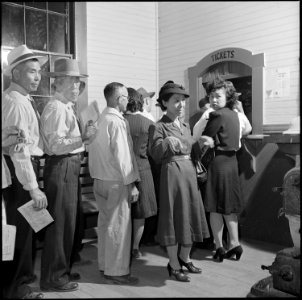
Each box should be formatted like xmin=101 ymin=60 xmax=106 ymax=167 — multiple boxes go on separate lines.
xmin=126 ymin=87 xmax=144 ymax=112
xmin=205 ymin=75 xmax=239 ymax=109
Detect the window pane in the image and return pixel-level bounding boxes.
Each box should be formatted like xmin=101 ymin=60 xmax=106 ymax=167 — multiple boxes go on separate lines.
xmin=26 ymin=9 xmax=47 ymax=51
xmin=49 ymin=13 xmax=67 ymax=53
xmin=36 ymin=54 xmax=50 ymax=96
xmin=48 ymin=2 xmax=66 ymax=13
xmin=25 ymin=2 xmax=46 ymax=9
xmin=1 ymin=4 xmax=24 ymax=47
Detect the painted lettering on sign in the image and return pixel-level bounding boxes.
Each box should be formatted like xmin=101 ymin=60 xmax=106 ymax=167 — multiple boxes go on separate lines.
xmin=211 ymin=50 xmax=235 ymax=63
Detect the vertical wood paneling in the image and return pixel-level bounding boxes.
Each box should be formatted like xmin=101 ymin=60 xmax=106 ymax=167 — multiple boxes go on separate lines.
xmin=86 ymin=2 xmax=158 ymax=118
xmin=158 ymin=2 xmax=299 ymax=126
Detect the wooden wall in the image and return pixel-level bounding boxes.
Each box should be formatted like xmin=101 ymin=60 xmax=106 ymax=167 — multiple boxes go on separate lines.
xmin=86 ymin=2 xmax=159 ymax=118
xmin=158 ymin=1 xmax=300 ymax=127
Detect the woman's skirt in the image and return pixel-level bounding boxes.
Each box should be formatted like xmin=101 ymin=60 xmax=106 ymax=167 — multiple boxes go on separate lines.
xmin=131 ymin=168 xmax=157 ymax=219
xmin=204 ymin=151 xmax=243 ymax=214
xmin=157 ymin=158 xmax=210 ymax=246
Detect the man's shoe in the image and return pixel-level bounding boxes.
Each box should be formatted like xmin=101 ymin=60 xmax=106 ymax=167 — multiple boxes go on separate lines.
xmin=103 ymin=274 xmax=139 ymax=285
xmin=22 ymin=292 xmax=44 ymax=299
xmin=40 ymin=281 xmax=79 ymax=292
xmin=69 ymin=272 xmax=81 ymax=281
xmin=24 ymin=274 xmax=38 ymax=284
xmin=131 ymin=249 xmax=142 ymax=259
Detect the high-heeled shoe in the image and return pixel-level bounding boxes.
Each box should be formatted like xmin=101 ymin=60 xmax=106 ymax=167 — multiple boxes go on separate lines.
xmin=167 ymin=263 xmax=190 ymax=282
xmin=225 ymin=245 xmax=243 ymax=261
xmin=213 ymin=247 xmax=226 ymax=262
xmin=178 ymin=256 xmax=202 ymax=273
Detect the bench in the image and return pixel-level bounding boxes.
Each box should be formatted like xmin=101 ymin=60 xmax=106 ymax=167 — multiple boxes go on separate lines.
xmin=38 ymin=151 xmax=99 ymax=239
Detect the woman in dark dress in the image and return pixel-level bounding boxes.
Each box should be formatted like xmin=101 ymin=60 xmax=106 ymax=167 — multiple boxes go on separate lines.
xmin=124 ymin=88 xmax=157 ymax=259
xmin=202 ymin=76 xmax=251 ymax=262
xmin=148 ymin=81 xmax=212 ymax=282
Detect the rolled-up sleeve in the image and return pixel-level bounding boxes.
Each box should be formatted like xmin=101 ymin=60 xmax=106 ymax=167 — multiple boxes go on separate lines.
xmin=2 ymin=99 xmax=38 ymax=191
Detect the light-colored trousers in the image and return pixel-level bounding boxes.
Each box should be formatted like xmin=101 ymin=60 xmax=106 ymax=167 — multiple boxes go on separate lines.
xmin=93 ymin=179 xmax=131 ymax=276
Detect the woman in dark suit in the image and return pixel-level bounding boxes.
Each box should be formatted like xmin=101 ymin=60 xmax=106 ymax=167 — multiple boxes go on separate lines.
xmin=124 ymin=88 xmax=157 ymax=259
xmin=202 ymin=76 xmax=251 ymax=262
xmin=148 ymin=81 xmax=212 ymax=282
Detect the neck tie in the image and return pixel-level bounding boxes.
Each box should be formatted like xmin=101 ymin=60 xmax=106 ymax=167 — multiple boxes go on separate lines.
xmin=72 ymin=104 xmax=82 ymax=134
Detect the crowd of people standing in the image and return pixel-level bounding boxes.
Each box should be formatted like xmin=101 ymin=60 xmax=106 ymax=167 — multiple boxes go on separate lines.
xmin=2 ymin=44 xmax=252 ymax=298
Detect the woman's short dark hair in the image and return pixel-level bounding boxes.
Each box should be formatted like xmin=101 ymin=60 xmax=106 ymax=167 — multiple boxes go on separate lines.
xmin=206 ymin=76 xmax=238 ymax=109
xmin=126 ymin=87 xmax=143 ymax=112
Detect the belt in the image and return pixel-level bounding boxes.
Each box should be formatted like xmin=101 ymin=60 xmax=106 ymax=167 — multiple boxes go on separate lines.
xmin=45 ymin=152 xmax=84 ymax=159
xmin=4 ymin=154 xmax=43 ymax=162
xmin=162 ymin=154 xmax=191 ymax=164
xmin=215 ymin=150 xmax=236 ymax=156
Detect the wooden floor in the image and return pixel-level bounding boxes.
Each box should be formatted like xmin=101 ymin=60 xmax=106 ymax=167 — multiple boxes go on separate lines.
xmin=29 ymin=238 xmax=284 ymax=298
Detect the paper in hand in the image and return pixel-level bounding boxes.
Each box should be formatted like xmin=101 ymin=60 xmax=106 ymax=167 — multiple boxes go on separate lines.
xmin=80 ymin=100 xmax=100 ymax=126
xmin=17 ymin=200 xmax=54 ymax=233
xmin=2 ymin=224 xmax=16 ymax=261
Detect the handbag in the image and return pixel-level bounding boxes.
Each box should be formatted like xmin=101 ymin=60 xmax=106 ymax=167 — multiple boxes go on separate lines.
xmin=195 ymin=159 xmax=207 ymax=183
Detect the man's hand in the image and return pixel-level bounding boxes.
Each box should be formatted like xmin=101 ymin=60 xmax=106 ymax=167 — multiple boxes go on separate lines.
xmin=234 ymin=100 xmax=244 ymax=113
xmin=82 ymin=120 xmax=98 ymax=144
xmin=29 ymin=188 xmax=48 ymax=210
xmin=129 ymin=183 xmax=139 ymax=204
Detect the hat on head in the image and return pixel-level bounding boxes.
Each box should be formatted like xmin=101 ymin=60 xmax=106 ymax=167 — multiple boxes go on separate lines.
xmin=44 ymin=58 xmax=88 ymax=78
xmin=4 ymin=44 xmax=48 ymax=77
xmin=137 ymin=87 xmax=155 ymax=99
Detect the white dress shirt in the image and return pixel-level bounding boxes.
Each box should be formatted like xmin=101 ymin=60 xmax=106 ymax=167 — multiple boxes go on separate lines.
xmin=2 ymin=82 xmax=43 ymax=191
xmin=88 ymin=107 xmax=140 ymax=185
xmin=40 ymin=92 xmax=85 ymax=156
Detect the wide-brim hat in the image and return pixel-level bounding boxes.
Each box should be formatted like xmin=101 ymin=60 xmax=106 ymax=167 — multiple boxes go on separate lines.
xmin=50 ymin=78 xmax=86 ymax=95
xmin=3 ymin=44 xmax=48 ymax=77
xmin=44 ymin=58 xmax=88 ymax=78
xmin=137 ymin=87 xmax=155 ymax=99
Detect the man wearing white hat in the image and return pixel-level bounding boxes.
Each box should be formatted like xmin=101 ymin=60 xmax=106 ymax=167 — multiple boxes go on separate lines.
xmin=2 ymin=44 xmax=48 ymax=299
xmin=136 ymin=87 xmax=156 ymax=122
xmin=39 ymin=58 xmax=95 ymax=292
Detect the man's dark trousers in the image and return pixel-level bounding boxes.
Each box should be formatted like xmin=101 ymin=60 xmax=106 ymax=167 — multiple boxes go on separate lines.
xmin=40 ymin=154 xmax=81 ymax=288
xmin=2 ymin=156 xmax=40 ymax=299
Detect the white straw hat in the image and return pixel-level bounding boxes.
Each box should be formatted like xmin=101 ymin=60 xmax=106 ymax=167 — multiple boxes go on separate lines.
xmin=4 ymin=44 xmax=48 ymax=77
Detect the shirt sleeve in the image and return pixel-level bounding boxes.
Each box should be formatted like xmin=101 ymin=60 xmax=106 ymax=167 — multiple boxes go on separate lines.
xmin=193 ymin=112 xmax=209 ymax=141
xmin=202 ymin=111 xmax=222 ymax=138
xmin=2 ymin=99 xmax=39 ymax=191
xmin=148 ymin=124 xmax=170 ymax=164
xmin=109 ymin=120 xmax=140 ymax=185
xmin=238 ymin=112 xmax=252 ymax=136
xmin=41 ymin=103 xmax=82 ymax=155
xmin=9 ymin=145 xmax=39 ymax=191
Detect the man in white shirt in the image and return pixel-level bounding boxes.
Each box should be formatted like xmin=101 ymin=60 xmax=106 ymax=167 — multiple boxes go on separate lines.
xmin=88 ymin=82 xmax=140 ymax=285
xmin=137 ymin=87 xmax=156 ymax=122
xmin=39 ymin=58 xmax=94 ymax=292
xmin=2 ymin=44 xmax=48 ymax=299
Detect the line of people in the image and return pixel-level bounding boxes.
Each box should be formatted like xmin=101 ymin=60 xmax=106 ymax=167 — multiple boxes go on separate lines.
xmin=2 ymin=44 xmax=252 ymax=298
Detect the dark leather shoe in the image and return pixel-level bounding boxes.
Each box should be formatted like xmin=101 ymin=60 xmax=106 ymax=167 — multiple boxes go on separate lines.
xmin=22 ymin=292 xmax=45 ymax=299
xmin=167 ymin=263 xmax=190 ymax=282
xmin=24 ymin=274 xmax=38 ymax=284
xmin=103 ymin=274 xmax=139 ymax=285
xmin=132 ymin=249 xmax=142 ymax=259
xmin=69 ymin=272 xmax=81 ymax=281
xmin=40 ymin=281 xmax=78 ymax=292
xmin=178 ymin=256 xmax=202 ymax=273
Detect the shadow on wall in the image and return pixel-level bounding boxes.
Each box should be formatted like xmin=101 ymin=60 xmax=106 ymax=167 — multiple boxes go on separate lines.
xmin=238 ymin=141 xmax=294 ymax=247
